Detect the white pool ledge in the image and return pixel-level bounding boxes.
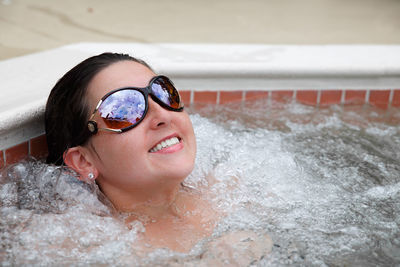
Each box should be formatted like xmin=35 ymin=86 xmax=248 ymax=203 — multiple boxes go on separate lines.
xmin=1 ymin=43 xmax=400 ymax=150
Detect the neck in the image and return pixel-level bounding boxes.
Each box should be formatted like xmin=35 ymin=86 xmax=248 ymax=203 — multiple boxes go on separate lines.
xmin=126 ymin=200 xmax=181 ymax=222
xmin=98 ymin=180 xmax=184 ymax=220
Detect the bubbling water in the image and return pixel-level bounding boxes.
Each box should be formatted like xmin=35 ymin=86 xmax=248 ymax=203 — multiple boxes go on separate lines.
xmin=1 ymin=100 xmax=400 ymax=266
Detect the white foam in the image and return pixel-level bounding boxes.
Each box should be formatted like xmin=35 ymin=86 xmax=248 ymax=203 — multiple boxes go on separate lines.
xmin=1 ymin=102 xmax=400 ymax=265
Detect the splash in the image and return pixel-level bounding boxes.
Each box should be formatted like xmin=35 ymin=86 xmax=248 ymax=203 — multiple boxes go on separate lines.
xmin=1 ymin=100 xmax=400 ymax=265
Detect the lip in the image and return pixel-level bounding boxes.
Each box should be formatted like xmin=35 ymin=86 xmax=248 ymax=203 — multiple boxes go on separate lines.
xmin=149 ymin=133 xmax=183 ymax=153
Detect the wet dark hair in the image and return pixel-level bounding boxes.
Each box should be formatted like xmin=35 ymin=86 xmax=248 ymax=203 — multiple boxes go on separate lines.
xmin=45 ymin=52 xmax=153 ymax=165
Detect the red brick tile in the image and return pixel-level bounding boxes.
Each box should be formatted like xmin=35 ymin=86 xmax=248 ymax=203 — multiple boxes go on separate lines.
xmin=194 ymin=91 xmax=217 ymax=104
xmin=5 ymin=142 xmax=29 ymax=165
xmin=320 ymin=90 xmax=342 ymax=106
xmin=179 ymin=91 xmax=191 ymax=106
xmin=30 ymin=135 xmax=48 ymax=159
xmin=369 ymin=90 xmax=390 ymax=109
xmin=245 ymin=91 xmax=269 ymax=101
xmin=296 ymin=90 xmax=318 ymax=106
xmin=220 ymin=91 xmax=243 ymax=104
xmin=391 ymin=90 xmax=400 ymax=107
xmin=0 ymin=151 xmax=4 ymax=169
xmin=344 ymin=90 xmax=366 ymax=105
xmin=271 ymin=90 xmax=294 ymax=103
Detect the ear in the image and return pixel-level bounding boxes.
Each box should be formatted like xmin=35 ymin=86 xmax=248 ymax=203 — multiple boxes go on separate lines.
xmin=64 ymin=146 xmax=98 ymax=182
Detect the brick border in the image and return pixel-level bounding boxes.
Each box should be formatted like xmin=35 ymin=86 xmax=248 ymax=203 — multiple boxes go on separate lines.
xmin=1 ymin=88 xmax=399 ymax=169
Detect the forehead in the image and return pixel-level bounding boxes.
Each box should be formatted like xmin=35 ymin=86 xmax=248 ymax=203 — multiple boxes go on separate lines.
xmin=86 ymin=60 xmax=155 ymax=105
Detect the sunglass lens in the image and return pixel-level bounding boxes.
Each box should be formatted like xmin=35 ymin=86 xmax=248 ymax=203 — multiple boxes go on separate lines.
xmin=151 ymin=77 xmax=181 ymax=109
xmin=99 ymin=90 xmax=146 ymax=129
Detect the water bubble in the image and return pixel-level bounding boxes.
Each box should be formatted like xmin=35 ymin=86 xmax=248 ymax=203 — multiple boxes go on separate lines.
xmin=1 ymin=101 xmax=400 ymax=265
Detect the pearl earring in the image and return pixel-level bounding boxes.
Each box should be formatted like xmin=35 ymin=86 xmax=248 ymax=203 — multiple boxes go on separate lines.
xmin=88 ymin=173 xmax=95 ymax=180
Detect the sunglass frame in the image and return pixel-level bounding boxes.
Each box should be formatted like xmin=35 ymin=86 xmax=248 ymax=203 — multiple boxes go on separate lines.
xmin=87 ymin=75 xmax=184 ymax=134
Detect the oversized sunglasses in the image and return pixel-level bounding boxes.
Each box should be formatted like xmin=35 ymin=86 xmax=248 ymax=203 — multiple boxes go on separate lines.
xmin=87 ymin=75 xmax=184 ymax=134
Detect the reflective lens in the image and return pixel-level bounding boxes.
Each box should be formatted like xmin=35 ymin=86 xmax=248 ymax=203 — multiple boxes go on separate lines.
xmin=151 ymin=77 xmax=181 ymax=109
xmin=89 ymin=76 xmax=183 ymax=133
xmin=99 ymin=90 xmax=145 ymax=129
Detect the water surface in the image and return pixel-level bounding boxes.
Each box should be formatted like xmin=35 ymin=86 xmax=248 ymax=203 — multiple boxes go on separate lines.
xmin=1 ymin=100 xmax=400 ymax=266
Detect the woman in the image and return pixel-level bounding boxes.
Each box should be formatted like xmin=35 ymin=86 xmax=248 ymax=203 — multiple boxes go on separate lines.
xmin=46 ymin=52 xmax=212 ymax=251
xmin=45 ymin=53 xmax=271 ymax=258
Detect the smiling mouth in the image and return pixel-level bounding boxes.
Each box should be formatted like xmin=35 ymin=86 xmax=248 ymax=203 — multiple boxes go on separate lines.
xmin=149 ymin=136 xmax=181 ymax=153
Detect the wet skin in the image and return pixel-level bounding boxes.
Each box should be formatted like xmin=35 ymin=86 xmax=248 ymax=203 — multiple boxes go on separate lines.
xmin=84 ymin=60 xmax=197 ymax=211
xmin=66 ymin=60 xmax=223 ymax=252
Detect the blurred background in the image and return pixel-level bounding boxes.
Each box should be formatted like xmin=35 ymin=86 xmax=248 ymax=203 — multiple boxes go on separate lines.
xmin=1 ymin=0 xmax=400 ymax=60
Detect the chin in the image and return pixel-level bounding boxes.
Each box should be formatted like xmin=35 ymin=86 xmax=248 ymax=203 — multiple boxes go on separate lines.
xmin=165 ymin=159 xmax=195 ymax=182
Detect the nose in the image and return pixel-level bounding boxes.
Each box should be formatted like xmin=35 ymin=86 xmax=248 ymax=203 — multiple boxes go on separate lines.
xmin=147 ymin=97 xmax=171 ymax=129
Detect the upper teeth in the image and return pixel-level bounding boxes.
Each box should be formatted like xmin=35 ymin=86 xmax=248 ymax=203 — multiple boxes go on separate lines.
xmin=150 ymin=137 xmax=180 ymax=152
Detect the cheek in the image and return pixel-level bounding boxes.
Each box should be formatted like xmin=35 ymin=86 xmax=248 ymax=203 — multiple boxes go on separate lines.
xmin=91 ymin=133 xmax=145 ymax=174
xmin=179 ymin=111 xmax=193 ymax=130
xmin=180 ymin=113 xmax=197 ymax=153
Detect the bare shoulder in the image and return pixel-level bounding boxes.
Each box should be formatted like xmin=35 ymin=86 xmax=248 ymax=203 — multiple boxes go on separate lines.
xmin=201 ymin=230 xmax=273 ymax=266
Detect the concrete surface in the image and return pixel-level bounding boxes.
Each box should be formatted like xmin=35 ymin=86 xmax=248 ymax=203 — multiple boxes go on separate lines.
xmin=1 ymin=42 xmax=400 ymax=150
xmin=1 ymin=0 xmax=400 ymax=60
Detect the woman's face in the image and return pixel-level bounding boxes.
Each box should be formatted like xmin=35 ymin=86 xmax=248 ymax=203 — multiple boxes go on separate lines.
xmin=84 ymin=61 xmax=196 ymax=203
